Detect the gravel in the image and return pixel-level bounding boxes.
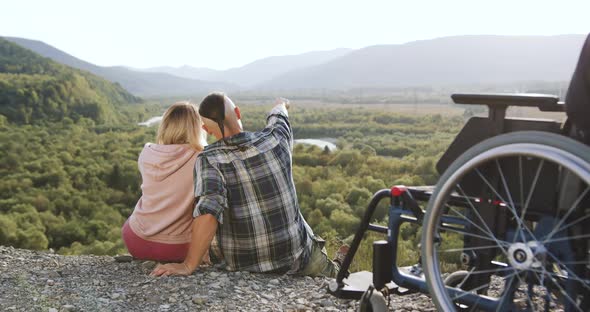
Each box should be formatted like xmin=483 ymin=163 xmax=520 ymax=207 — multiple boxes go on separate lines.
xmin=0 ymin=245 xmax=436 ymax=311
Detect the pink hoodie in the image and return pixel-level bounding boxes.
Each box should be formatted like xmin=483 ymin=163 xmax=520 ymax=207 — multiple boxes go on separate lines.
xmin=128 ymin=143 xmax=199 ymax=244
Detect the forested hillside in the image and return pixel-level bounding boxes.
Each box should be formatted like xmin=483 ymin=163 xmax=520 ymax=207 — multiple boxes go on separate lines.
xmin=0 ymin=37 xmax=467 ymax=269
xmin=0 ymin=38 xmax=140 ymax=124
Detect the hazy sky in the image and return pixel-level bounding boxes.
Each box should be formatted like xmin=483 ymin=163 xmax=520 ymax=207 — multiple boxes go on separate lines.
xmin=2 ymin=0 xmax=588 ymax=70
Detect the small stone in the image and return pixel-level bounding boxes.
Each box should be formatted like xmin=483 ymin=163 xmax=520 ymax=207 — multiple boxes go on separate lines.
xmin=47 ymin=279 xmax=55 ymax=286
xmin=210 ymin=282 xmax=221 ymax=288
xmin=261 ymin=293 xmax=275 ymax=300
xmin=48 ymin=309 xmax=58 ymax=312
xmin=296 ymin=298 xmax=306 ymax=305
xmin=192 ymin=296 xmax=207 ymax=305
xmin=159 ymin=304 xmax=170 ymax=311
xmin=269 ymin=278 xmax=280 ymax=285
xmin=141 ymin=261 xmax=157 ymax=270
xmin=312 ymin=292 xmax=324 ymax=299
xmin=209 ymin=271 xmax=221 ymax=278
xmin=320 ymin=299 xmax=333 ymax=307
xmin=110 ymin=293 xmax=121 ymax=300
xmin=39 ymin=270 xmax=61 ymax=279
xmin=61 ymin=305 xmax=76 ymax=311
xmin=251 ymin=283 xmax=261 ymax=291
xmin=168 ymin=297 xmax=177 ymax=303
xmin=114 ymin=255 xmax=133 ymax=262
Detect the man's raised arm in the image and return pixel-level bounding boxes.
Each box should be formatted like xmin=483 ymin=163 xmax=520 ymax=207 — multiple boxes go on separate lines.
xmin=266 ymin=98 xmax=293 ymax=147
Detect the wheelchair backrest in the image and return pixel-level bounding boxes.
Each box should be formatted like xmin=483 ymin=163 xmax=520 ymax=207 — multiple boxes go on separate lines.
xmin=437 ymin=96 xmax=563 ymax=215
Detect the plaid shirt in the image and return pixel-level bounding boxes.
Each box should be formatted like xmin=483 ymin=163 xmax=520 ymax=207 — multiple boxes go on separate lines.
xmin=193 ymin=105 xmax=312 ymax=272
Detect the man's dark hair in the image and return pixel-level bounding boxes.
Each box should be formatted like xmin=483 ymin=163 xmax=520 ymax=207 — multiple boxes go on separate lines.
xmin=199 ymin=92 xmax=228 ymax=143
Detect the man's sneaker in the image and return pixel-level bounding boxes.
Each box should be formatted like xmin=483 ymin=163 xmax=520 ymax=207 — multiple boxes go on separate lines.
xmin=333 ymin=244 xmax=350 ymax=266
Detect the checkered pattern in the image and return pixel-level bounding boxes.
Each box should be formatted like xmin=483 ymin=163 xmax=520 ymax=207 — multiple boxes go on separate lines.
xmin=193 ymin=105 xmax=312 ymax=272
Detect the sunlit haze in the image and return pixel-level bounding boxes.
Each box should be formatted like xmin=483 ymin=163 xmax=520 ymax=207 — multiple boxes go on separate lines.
xmin=1 ymin=0 xmax=589 ymax=69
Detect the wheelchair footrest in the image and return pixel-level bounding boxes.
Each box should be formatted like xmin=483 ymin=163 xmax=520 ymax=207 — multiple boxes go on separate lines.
xmin=329 ymin=271 xmax=399 ymax=300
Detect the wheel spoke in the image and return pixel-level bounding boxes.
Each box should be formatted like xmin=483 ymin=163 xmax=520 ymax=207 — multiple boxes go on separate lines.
xmin=460 ymin=266 xmax=513 ymax=276
xmin=545 ymin=250 xmax=590 ymax=292
xmin=513 ymin=270 xmax=537 ymax=311
xmin=530 ymin=268 xmax=589 ymax=285
xmin=458 ymin=267 xmax=476 ymax=289
xmin=543 ymin=186 xmax=590 ymax=243
xmin=496 ymin=159 xmax=527 ymax=245
xmin=475 ymin=168 xmax=539 ymax=242
xmin=543 ymin=233 xmax=590 ymax=244
xmin=452 ymin=270 xmax=519 ymax=302
xmin=439 ymin=244 xmax=503 ymax=253
xmin=544 ymin=272 xmax=583 ymax=312
xmin=545 ymin=213 xmax=590 ymax=240
xmin=495 ymin=159 xmax=517 ymax=225
xmin=519 ymin=156 xmax=524 ymax=223
xmin=448 ymin=205 xmax=510 ymax=247
xmin=440 ymin=226 xmax=511 ymax=248
xmin=455 ymin=185 xmax=511 ymax=253
xmin=521 ymin=159 xmax=545 ymax=233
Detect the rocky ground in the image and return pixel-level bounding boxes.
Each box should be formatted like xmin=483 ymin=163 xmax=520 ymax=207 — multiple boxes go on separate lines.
xmin=0 ymin=246 xmax=436 ymax=311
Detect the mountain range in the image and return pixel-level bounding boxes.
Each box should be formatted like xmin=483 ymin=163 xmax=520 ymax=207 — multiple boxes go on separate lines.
xmin=4 ymin=37 xmax=234 ymax=97
xmin=260 ymin=35 xmax=586 ymax=90
xmin=4 ymin=34 xmax=587 ymax=97
xmin=136 ymin=48 xmax=352 ymax=88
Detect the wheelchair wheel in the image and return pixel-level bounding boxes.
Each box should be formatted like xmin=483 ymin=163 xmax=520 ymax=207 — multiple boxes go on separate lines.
xmin=422 ymin=131 xmax=590 ymax=311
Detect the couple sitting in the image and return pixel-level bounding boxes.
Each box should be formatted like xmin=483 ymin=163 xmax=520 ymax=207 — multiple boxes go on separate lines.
xmin=122 ymin=93 xmax=346 ymax=277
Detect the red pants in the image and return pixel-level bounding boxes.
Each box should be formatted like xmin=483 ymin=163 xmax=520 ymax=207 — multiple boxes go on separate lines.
xmin=122 ymin=220 xmax=189 ymax=262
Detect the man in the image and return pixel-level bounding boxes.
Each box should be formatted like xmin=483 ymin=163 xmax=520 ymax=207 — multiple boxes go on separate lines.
xmin=151 ymin=93 xmax=344 ymax=277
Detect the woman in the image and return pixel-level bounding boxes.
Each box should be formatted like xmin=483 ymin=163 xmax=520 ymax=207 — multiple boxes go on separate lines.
xmin=122 ymin=102 xmax=207 ymax=262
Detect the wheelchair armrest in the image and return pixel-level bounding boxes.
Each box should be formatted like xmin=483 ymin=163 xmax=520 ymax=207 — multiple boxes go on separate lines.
xmin=452 ymin=93 xmax=563 ymax=112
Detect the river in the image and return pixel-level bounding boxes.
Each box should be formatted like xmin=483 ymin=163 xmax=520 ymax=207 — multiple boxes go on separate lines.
xmin=139 ymin=117 xmax=337 ymax=151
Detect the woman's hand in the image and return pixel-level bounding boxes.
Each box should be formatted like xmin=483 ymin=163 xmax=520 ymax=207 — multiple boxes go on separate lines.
xmin=150 ymin=262 xmax=193 ymax=277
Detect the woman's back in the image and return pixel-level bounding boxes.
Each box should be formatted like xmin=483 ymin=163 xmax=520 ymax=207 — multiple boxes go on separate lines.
xmin=128 ymin=143 xmax=198 ymax=244
xmin=122 ymin=101 xmax=207 ymax=262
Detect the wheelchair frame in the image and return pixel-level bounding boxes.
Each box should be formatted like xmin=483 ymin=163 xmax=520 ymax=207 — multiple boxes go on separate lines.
xmin=328 ymin=93 xmax=590 ymax=311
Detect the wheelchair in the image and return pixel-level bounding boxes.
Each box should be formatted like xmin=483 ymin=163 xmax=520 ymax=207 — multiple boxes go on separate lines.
xmin=328 ymin=92 xmax=590 ymax=311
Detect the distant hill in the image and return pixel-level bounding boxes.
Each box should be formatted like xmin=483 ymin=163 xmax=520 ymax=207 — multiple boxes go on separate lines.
xmin=4 ymin=37 xmax=235 ymax=97
xmin=6 ymin=35 xmax=586 ymax=95
xmin=137 ymin=48 xmax=352 ymax=88
xmin=0 ymin=38 xmax=140 ymax=124
xmin=258 ymin=35 xmax=586 ymax=90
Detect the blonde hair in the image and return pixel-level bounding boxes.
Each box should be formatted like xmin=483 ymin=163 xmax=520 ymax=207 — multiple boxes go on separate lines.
xmin=156 ymin=101 xmax=207 ymax=151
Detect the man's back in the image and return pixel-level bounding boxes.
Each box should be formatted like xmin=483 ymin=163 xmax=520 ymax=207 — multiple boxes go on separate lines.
xmin=193 ymin=105 xmax=312 ymax=272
